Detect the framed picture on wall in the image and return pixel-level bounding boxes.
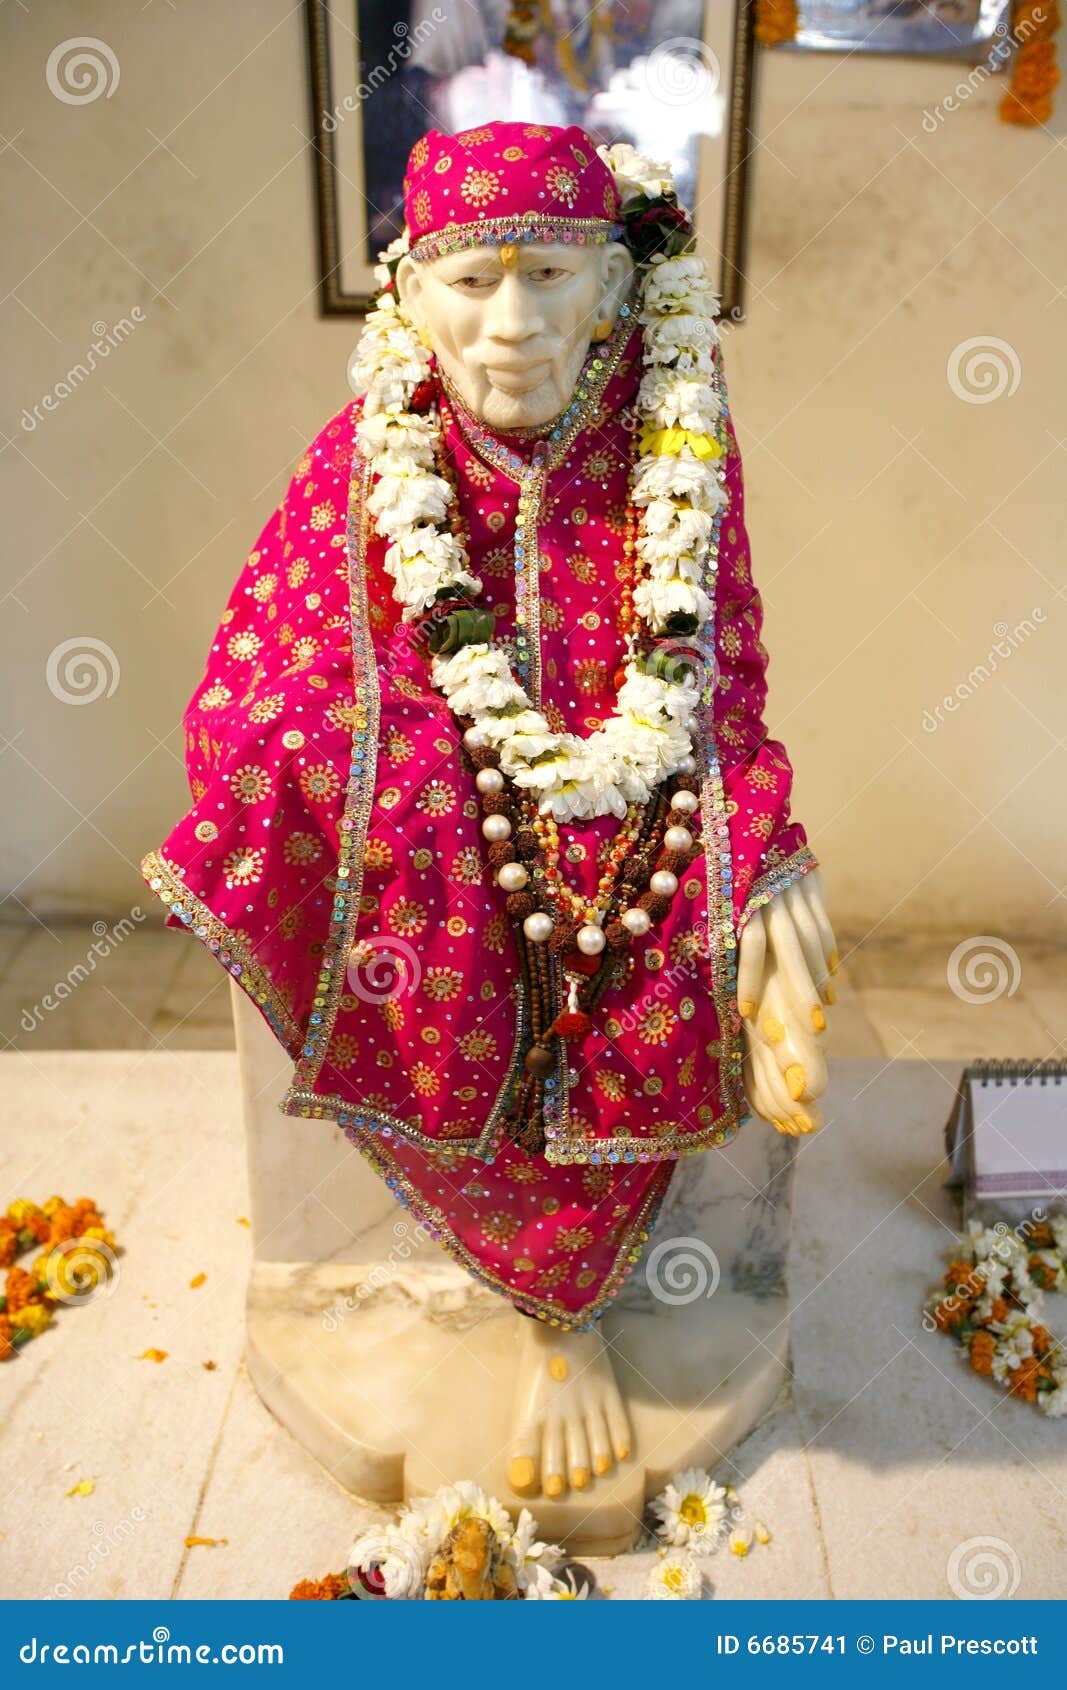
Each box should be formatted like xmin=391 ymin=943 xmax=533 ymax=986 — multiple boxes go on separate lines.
xmin=788 ymin=0 xmax=1013 ymax=56
xmin=305 ymin=0 xmax=760 ymax=321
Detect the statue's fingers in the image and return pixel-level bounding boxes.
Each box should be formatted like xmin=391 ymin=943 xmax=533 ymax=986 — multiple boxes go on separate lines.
xmin=789 ymin=1100 xmax=823 ymax=1135
xmin=762 ymin=974 xmax=828 ymax=1103
xmin=802 ymin=869 xmax=839 ymax=979
xmin=785 ymin=882 xmax=830 ymax=998
xmin=736 ymin=909 xmax=766 ymax=1020
xmin=766 ymin=896 xmax=825 ymax=1013
xmin=743 ymin=1023 xmax=787 ymax=1120
xmin=747 ymin=1040 xmax=800 ymax=1132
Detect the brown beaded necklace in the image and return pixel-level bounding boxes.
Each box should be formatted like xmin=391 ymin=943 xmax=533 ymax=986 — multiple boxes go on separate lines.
xmin=418 ymin=398 xmax=703 ymax=1153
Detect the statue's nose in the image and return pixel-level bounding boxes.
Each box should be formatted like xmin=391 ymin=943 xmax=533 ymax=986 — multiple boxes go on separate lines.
xmin=485 ymin=274 xmax=543 ymax=343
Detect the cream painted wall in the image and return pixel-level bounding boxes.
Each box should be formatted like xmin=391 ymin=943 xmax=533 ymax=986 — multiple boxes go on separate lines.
xmin=2 ymin=3 xmax=1065 ymax=941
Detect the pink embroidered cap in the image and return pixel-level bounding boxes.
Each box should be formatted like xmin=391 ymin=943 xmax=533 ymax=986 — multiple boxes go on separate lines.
xmin=403 ymin=121 xmax=622 ymax=260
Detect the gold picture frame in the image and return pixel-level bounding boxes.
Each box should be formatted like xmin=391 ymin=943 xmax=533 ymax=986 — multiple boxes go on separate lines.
xmin=305 ymin=0 xmax=760 ymax=322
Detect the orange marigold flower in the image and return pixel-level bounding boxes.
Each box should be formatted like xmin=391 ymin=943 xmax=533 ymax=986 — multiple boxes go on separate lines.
xmin=289 ymin=1572 xmax=349 ymax=1600
xmin=931 ymin=1296 xmax=973 ymax=1332
xmin=1029 ymin=1222 xmax=1054 ymax=1248
xmin=1031 ymin=1324 xmax=1056 ymax=1358
xmin=1007 ymin=1355 xmax=1043 ymax=1402
xmin=989 ymin=1297 xmax=1009 ymax=1324
xmin=1028 ymin=1254 xmax=1059 ymax=1290
xmin=0 ymin=1223 xmax=17 ymax=1269
xmin=969 ymin=1330 xmax=996 ymax=1376
xmin=5 ymin=1266 xmax=44 ymax=1314
xmin=943 ymin=1261 xmax=982 ymax=1297
xmin=0 ymin=1315 xmax=14 ymax=1361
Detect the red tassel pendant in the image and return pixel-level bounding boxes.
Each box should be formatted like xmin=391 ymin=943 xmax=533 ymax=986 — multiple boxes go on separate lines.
xmin=550 ymin=1009 xmax=593 ymax=1041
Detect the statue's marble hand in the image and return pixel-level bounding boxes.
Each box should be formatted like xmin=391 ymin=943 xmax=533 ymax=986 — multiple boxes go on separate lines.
xmin=737 ymin=869 xmax=837 ymax=1136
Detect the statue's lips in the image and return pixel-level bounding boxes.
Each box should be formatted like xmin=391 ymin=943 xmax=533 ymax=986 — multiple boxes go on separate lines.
xmin=484 ymin=360 xmax=550 ymax=393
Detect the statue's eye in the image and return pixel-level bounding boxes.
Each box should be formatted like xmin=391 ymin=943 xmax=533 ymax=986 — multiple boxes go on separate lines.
xmin=529 ymin=267 xmax=567 ymax=282
xmin=452 ymin=275 xmax=496 ymax=291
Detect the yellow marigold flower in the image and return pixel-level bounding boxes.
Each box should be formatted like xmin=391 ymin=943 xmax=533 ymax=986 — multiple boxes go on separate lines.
xmin=15 ymin=1303 xmax=53 ymax=1338
xmin=7 ymin=1200 xmax=45 ymax=1227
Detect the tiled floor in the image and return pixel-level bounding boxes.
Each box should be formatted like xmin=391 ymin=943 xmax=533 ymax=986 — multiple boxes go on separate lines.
xmin=2 ymin=1054 xmax=1064 ymax=1599
xmin=0 ymin=919 xmax=1062 ymax=1062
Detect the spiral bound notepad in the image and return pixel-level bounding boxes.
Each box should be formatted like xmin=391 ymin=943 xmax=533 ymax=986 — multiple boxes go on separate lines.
xmin=946 ymin=1059 xmax=1067 ymax=1218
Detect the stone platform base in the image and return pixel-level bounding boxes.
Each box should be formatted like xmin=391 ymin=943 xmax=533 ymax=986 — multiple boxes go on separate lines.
xmin=246 ymin=1259 xmax=791 ymax=1556
xmin=233 ymin=983 xmax=797 ymax=1555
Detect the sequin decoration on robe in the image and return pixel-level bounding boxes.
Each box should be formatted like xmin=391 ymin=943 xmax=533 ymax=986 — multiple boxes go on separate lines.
xmin=143 ymin=324 xmax=816 ymax=1329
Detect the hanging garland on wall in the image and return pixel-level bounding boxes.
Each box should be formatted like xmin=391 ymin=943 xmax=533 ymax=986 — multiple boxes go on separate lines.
xmin=754 ymin=0 xmax=798 ymax=47
xmin=999 ymin=0 xmax=1061 ymax=125
xmin=753 ymin=0 xmax=1059 ymax=127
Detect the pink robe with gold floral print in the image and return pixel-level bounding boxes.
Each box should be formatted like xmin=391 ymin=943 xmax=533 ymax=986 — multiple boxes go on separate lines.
xmin=144 ymin=330 xmax=815 ymax=1329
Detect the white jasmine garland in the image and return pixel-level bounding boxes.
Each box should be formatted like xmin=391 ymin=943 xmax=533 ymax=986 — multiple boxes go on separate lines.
xmin=349 ymin=144 xmax=729 ymax=823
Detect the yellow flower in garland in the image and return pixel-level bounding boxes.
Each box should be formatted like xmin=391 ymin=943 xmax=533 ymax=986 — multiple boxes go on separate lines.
xmin=13 ymin=1303 xmax=53 ymax=1339
xmin=0 ymin=1194 xmax=120 ymax=1361
xmin=639 ymin=425 xmax=723 ymax=461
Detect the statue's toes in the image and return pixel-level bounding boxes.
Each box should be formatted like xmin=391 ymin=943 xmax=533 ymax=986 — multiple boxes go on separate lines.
xmin=603 ymin=1379 xmax=632 ymax=1463
xmin=542 ymin=1415 xmax=566 ymax=1498
xmin=507 ymin=1432 xmax=541 ymax=1497
xmin=585 ymin=1402 xmax=613 ymax=1477
xmin=565 ymin=1414 xmax=591 ymax=1490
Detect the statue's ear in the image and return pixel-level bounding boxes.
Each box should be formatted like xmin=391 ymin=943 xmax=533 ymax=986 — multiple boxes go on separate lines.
xmin=600 ymin=242 xmax=636 ymax=320
xmin=395 ymin=254 xmax=423 ymax=326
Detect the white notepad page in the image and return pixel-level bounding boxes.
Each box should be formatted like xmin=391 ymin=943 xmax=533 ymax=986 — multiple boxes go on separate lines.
xmin=970 ymin=1077 xmax=1067 ymax=1200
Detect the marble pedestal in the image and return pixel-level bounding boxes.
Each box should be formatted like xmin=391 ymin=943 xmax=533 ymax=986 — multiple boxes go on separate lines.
xmin=234 ymin=983 xmax=797 ymax=1556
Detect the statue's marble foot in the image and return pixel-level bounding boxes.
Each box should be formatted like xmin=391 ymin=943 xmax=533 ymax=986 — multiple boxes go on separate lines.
xmin=506 ymin=1317 xmax=631 ymax=1500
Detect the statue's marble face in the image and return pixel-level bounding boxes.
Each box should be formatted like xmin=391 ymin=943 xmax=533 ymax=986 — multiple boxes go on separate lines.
xmin=397 ymin=240 xmax=634 ymax=430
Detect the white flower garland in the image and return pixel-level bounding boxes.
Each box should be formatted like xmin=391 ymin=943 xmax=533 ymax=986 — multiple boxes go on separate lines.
xmin=351 ymin=148 xmax=728 ymax=824
xmin=348 ymin=1478 xmax=571 ymax=1599
xmin=926 ymin=1216 xmax=1067 ymax=1416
